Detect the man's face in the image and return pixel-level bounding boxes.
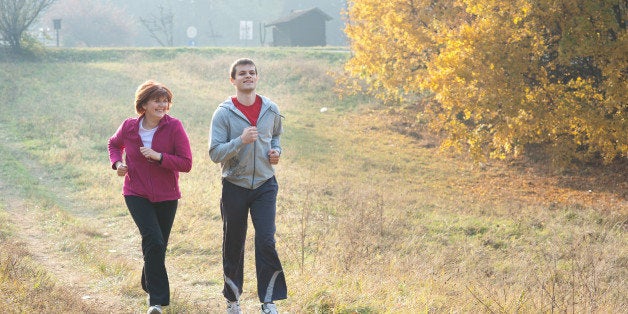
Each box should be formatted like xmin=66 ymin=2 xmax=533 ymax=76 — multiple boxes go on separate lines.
xmin=231 ymin=64 xmax=258 ymax=92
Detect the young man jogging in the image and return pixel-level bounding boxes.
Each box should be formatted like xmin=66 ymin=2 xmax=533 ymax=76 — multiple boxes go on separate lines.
xmin=209 ymin=58 xmax=286 ymax=314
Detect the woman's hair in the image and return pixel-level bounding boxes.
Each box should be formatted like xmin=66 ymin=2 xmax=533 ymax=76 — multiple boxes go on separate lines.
xmin=230 ymin=58 xmax=257 ymax=79
xmin=134 ymin=80 xmax=173 ymax=115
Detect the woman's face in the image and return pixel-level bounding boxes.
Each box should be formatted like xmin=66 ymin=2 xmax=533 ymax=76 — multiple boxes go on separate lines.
xmin=142 ymin=97 xmax=169 ymax=121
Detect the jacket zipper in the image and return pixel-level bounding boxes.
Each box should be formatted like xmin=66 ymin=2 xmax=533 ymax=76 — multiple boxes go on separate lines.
xmin=251 ymin=141 xmax=256 ymax=189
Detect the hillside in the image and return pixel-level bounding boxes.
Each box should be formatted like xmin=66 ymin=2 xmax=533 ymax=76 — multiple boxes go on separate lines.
xmin=0 ymin=48 xmax=626 ymax=313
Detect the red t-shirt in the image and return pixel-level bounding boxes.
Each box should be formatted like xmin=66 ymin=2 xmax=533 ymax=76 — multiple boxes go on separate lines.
xmin=232 ymin=96 xmax=262 ymax=126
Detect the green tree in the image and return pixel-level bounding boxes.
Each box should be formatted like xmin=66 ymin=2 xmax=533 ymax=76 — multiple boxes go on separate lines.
xmin=343 ymin=0 xmax=627 ymax=164
xmin=0 ymin=0 xmax=56 ymax=53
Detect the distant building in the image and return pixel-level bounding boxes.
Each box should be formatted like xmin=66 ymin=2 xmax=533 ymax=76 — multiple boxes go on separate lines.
xmin=265 ymin=7 xmax=332 ymax=47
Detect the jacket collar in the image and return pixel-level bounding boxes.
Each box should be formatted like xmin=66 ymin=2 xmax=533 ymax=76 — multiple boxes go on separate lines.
xmin=131 ymin=114 xmax=172 ymax=129
xmin=222 ymin=95 xmax=271 ymax=114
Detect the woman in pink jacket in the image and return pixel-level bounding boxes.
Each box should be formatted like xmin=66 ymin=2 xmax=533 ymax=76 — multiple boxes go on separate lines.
xmin=108 ymin=80 xmax=192 ymax=314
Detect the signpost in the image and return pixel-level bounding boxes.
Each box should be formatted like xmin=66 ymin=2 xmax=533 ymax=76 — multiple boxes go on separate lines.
xmin=53 ymin=19 xmax=61 ymax=47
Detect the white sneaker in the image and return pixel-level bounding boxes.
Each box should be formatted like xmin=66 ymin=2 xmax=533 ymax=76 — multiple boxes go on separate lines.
xmin=147 ymin=305 xmax=162 ymax=314
xmin=227 ymin=301 xmax=243 ymax=314
xmin=261 ymin=302 xmax=278 ymax=314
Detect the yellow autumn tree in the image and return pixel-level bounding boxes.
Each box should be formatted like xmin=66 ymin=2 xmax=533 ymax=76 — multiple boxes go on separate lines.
xmin=343 ymin=0 xmax=627 ymax=164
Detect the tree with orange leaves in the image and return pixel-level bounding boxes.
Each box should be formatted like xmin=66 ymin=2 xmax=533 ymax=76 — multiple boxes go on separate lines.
xmin=343 ymin=0 xmax=627 ymax=165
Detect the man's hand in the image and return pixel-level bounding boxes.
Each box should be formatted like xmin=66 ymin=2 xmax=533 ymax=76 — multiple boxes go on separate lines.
xmin=241 ymin=126 xmax=258 ymax=144
xmin=268 ymin=149 xmax=280 ymax=165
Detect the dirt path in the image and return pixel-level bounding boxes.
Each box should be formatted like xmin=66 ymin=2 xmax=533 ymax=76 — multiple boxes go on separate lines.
xmin=0 ymin=149 xmax=137 ymax=313
xmin=3 ymin=192 xmax=135 ymax=313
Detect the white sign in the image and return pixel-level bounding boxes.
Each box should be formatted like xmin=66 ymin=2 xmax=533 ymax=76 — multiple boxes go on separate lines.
xmin=239 ymin=20 xmax=253 ymax=40
xmin=186 ymin=26 xmax=197 ymax=39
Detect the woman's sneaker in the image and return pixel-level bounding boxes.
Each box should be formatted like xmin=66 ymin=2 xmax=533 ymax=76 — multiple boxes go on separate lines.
xmin=226 ymin=301 xmax=243 ymax=314
xmin=147 ymin=305 xmax=162 ymax=314
xmin=261 ymin=302 xmax=278 ymax=314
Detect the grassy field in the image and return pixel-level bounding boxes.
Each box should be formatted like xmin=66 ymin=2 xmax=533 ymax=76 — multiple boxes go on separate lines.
xmin=0 ymin=47 xmax=626 ymax=313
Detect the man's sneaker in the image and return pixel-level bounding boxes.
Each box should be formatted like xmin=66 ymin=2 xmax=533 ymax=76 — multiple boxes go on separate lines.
xmin=261 ymin=302 xmax=278 ymax=314
xmin=227 ymin=301 xmax=243 ymax=314
xmin=147 ymin=305 xmax=162 ymax=314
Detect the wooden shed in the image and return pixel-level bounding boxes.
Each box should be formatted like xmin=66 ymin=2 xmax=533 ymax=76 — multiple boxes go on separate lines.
xmin=265 ymin=7 xmax=332 ymax=47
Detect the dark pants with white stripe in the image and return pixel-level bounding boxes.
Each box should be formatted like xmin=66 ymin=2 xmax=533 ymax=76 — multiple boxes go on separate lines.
xmin=125 ymin=195 xmax=177 ymax=306
xmin=221 ymin=176 xmax=287 ymax=303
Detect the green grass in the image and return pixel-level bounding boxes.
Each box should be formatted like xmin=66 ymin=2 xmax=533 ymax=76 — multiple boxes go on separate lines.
xmin=0 ymin=47 xmax=626 ymax=313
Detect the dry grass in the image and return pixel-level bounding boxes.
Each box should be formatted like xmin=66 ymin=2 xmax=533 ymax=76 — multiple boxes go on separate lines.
xmin=0 ymin=219 xmax=103 ymax=313
xmin=0 ymin=47 xmax=625 ymax=313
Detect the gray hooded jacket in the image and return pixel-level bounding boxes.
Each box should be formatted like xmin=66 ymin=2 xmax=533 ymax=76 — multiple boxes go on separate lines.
xmin=209 ymin=95 xmax=283 ymax=189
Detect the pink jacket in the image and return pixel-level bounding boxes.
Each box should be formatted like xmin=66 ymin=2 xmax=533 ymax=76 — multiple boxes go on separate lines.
xmin=108 ymin=114 xmax=192 ymax=202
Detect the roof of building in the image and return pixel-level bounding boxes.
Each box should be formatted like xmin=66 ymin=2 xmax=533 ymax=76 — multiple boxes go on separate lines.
xmin=265 ymin=7 xmax=333 ymax=27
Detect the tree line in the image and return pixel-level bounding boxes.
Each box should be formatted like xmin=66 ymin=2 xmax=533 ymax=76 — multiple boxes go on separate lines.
xmin=1 ymin=0 xmax=347 ymax=48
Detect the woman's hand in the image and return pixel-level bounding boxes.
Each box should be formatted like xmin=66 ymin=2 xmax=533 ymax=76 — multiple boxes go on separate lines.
xmin=140 ymin=147 xmax=162 ymax=162
xmin=115 ymin=161 xmax=128 ymax=176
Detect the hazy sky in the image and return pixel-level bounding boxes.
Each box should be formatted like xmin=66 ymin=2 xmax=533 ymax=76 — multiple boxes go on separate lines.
xmin=39 ymin=0 xmax=348 ymax=47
